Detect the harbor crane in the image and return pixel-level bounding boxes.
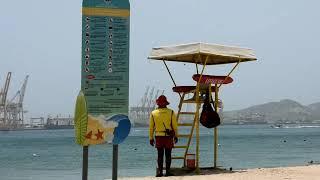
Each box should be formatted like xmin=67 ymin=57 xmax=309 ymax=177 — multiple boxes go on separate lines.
xmin=0 ymin=73 xmax=29 ymax=130
xmin=0 ymin=72 xmax=12 ymax=129
xmin=129 ymin=87 xmax=164 ymax=126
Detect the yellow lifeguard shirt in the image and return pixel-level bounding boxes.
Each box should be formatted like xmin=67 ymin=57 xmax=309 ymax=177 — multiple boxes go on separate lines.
xmin=149 ymin=108 xmax=178 ymax=140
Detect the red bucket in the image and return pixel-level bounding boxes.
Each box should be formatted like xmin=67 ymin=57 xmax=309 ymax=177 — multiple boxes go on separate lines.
xmin=186 ymin=154 xmax=195 ymax=169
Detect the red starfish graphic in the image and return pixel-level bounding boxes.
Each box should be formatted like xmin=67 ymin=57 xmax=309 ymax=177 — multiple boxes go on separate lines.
xmin=85 ymin=131 xmax=92 ymax=139
xmin=95 ymin=129 xmax=104 ymax=140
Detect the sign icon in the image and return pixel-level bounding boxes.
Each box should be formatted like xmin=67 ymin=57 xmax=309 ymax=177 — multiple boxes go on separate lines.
xmin=87 ymin=75 xmax=95 ymax=80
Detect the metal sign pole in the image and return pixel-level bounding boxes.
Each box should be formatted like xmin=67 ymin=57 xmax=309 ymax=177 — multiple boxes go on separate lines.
xmin=112 ymin=145 xmax=119 ymax=180
xmin=82 ymin=146 xmax=89 ymax=180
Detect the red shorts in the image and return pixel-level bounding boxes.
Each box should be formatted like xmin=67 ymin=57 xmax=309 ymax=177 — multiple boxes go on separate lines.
xmin=155 ymin=136 xmax=174 ymax=149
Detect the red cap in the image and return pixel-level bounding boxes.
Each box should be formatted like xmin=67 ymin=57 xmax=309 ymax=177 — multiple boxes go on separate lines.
xmin=156 ymin=95 xmax=170 ymax=106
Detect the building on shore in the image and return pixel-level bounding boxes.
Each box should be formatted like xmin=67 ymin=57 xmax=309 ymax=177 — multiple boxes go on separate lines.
xmin=24 ymin=117 xmax=45 ymax=130
xmin=45 ymin=115 xmax=74 ymax=129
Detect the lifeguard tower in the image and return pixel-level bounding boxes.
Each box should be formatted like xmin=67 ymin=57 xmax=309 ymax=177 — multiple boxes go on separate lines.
xmin=148 ymin=42 xmax=257 ymax=173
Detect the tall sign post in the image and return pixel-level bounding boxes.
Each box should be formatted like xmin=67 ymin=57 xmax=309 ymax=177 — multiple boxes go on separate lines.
xmin=75 ymin=0 xmax=130 ymax=180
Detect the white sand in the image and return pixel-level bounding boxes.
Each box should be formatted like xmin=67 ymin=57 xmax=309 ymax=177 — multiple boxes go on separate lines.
xmin=121 ymin=165 xmax=320 ymax=180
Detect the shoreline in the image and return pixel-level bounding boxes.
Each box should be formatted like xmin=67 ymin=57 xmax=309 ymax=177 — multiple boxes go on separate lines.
xmin=120 ymin=165 xmax=320 ymax=180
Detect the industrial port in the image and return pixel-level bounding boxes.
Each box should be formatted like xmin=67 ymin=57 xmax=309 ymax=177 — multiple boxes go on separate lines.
xmin=129 ymin=86 xmax=164 ymax=127
xmin=0 ymin=72 xmax=74 ymax=131
xmin=1 ymin=72 xmax=163 ymax=130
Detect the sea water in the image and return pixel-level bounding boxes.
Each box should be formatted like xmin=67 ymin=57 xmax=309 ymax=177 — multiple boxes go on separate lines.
xmin=0 ymin=124 xmax=320 ymax=180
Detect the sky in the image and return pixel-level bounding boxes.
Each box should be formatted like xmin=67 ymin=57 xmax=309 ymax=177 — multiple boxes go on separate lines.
xmin=1 ymin=0 xmax=320 ymax=120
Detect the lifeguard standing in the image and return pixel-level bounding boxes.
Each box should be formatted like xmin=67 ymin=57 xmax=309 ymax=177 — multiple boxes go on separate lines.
xmin=149 ymin=95 xmax=178 ymax=177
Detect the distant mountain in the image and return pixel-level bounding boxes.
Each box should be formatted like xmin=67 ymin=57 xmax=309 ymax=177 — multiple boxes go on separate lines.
xmin=307 ymin=102 xmax=320 ymax=120
xmin=223 ymin=99 xmax=320 ymax=124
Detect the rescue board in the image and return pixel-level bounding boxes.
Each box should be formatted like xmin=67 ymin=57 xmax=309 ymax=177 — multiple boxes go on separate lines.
xmin=192 ymin=74 xmax=233 ymax=84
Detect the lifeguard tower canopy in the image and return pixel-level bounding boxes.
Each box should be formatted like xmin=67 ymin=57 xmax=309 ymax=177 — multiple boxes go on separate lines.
xmin=148 ymin=42 xmax=257 ymax=65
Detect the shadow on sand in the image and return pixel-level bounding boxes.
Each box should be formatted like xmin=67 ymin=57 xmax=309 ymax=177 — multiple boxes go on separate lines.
xmin=170 ymin=167 xmax=242 ymax=176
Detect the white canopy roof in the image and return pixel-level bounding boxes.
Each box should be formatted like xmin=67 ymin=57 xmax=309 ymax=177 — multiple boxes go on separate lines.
xmin=148 ymin=42 xmax=257 ymax=65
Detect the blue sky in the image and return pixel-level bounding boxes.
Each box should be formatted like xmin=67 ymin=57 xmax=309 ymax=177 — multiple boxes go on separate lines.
xmin=1 ymin=0 xmax=320 ymax=119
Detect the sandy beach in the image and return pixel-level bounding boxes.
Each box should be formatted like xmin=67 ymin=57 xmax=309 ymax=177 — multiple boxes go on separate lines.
xmin=122 ymin=165 xmax=320 ymax=180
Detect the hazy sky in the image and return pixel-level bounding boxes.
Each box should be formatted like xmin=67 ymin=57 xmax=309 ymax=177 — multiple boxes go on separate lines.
xmin=1 ymin=0 xmax=320 ymax=119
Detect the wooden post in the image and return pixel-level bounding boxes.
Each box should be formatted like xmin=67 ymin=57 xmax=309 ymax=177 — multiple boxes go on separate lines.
xmin=195 ymin=84 xmax=200 ymax=173
xmin=195 ymin=56 xmax=209 ymax=173
xmin=214 ymin=83 xmax=219 ymax=168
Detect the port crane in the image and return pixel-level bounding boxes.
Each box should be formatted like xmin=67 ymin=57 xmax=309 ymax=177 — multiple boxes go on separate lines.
xmin=129 ymin=87 xmax=164 ymax=126
xmin=0 ymin=73 xmax=29 ymax=130
xmin=0 ymin=72 xmax=12 ymax=129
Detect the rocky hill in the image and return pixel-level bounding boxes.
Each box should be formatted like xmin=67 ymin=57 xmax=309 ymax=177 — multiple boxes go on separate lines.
xmin=223 ymin=99 xmax=320 ymax=124
xmin=308 ymin=102 xmax=320 ymax=120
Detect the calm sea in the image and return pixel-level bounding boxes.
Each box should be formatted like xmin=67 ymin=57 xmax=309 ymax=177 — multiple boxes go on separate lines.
xmin=1 ymin=124 xmax=320 ymax=180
